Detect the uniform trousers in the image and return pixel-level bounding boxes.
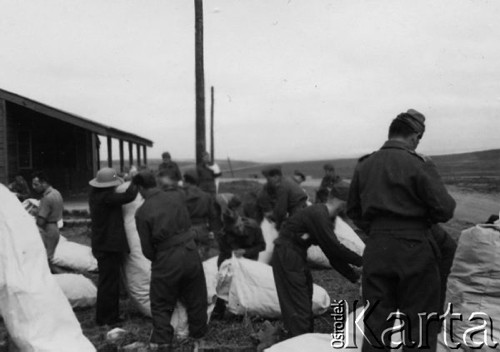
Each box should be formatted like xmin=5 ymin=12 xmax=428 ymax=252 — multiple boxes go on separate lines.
xmin=361 ymin=229 xmax=441 ymax=352
xmin=272 ymin=242 xmax=313 ymax=337
xmin=94 ymin=251 xmax=124 ymax=325
xmin=150 ymin=239 xmax=208 ymax=344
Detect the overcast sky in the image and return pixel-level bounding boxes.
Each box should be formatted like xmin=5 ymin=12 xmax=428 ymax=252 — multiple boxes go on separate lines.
xmin=1 ymin=0 xmax=499 ymax=162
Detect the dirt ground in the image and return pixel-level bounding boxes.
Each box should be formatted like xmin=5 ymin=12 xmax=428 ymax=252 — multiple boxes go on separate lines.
xmin=0 ymin=178 xmax=498 ymax=351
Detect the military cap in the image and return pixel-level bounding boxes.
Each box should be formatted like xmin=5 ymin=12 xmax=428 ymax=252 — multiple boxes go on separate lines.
xmin=262 ymin=165 xmax=282 ymax=177
xmin=396 ymin=109 xmax=426 ymax=134
xmin=324 ymin=163 xmax=336 ymax=172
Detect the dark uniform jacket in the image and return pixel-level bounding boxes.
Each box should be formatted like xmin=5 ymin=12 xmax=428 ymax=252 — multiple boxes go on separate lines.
xmin=277 ymin=204 xmax=362 ymax=283
xmin=346 ymin=140 xmax=456 ymax=231
xmin=272 ymin=177 xmax=308 ymax=229
xmin=89 ymin=183 xmax=138 ymax=253
xmin=135 ymin=186 xmax=192 ymax=261
xmin=158 ymin=161 xmax=182 ymax=181
xmin=184 ymin=184 xmax=218 ymax=230
xmin=319 ymin=176 xmax=350 ymax=201
xmin=197 ymin=164 xmax=221 ymax=195
xmin=217 ymin=217 xmax=266 ymax=267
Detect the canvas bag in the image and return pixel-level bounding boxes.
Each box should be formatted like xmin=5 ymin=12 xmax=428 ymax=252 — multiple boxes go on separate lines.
xmin=441 ymin=223 xmax=500 ymax=349
xmin=0 ymin=184 xmax=95 ymax=352
xmin=307 ymin=217 xmax=365 ymax=268
xmin=54 ymin=273 xmax=97 ymax=308
xmin=220 ymin=256 xmax=330 ymax=318
xmin=52 ymin=235 xmax=98 ymax=272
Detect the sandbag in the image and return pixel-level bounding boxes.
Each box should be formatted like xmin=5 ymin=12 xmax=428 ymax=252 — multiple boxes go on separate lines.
xmin=54 ymin=273 xmax=97 ymax=308
xmin=307 ymin=217 xmax=365 ymax=268
xmin=265 ymin=308 xmax=403 ymax=352
xmin=441 ymin=224 xmax=500 ymax=348
xmin=52 ymin=236 xmax=98 ymax=272
xmin=0 ymin=184 xmax=95 ymax=352
xmin=220 ymin=256 xmax=330 ymax=318
xmin=117 ymin=183 xmax=217 ymax=337
xmin=258 ymin=219 xmax=279 ymax=264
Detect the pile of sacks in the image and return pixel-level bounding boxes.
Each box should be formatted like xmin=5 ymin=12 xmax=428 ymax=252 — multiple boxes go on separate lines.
xmin=21 ymin=196 xmax=99 ymax=309
xmin=0 ymin=184 xmax=95 ymax=351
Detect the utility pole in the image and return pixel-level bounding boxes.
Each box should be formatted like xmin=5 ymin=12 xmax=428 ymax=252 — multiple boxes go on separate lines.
xmin=210 ymin=86 xmax=215 ymax=163
xmin=195 ymin=0 xmax=206 ymax=165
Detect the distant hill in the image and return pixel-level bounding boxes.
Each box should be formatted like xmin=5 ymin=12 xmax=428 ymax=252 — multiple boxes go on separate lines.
xmin=102 ymin=149 xmax=499 ymax=193
xmin=222 ymin=149 xmax=500 ymax=194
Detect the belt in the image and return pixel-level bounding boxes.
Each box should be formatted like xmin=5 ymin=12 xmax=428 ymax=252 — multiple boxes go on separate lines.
xmin=156 ymin=230 xmax=194 ymax=252
xmin=370 ymin=217 xmax=430 ymax=231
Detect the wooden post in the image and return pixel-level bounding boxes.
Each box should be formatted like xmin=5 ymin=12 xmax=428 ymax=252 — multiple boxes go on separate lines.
xmin=107 ymin=136 xmax=112 ymax=168
xmin=210 ymin=86 xmax=215 ymax=163
xmin=119 ymin=139 xmax=124 ymax=172
xmin=94 ymin=134 xmax=100 ymax=172
xmin=128 ymin=141 xmax=134 ymax=167
xmin=143 ymin=145 xmax=147 ymax=166
xmin=136 ymin=144 xmax=141 ymax=167
xmin=195 ymin=0 xmax=206 ymax=165
xmin=0 ymin=99 xmax=9 ymax=184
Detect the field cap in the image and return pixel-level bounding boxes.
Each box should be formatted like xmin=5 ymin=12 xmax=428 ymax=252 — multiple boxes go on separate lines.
xmin=262 ymin=164 xmax=282 ymax=177
xmin=89 ymin=167 xmax=123 ymax=188
xmin=396 ymin=108 xmax=426 ymax=134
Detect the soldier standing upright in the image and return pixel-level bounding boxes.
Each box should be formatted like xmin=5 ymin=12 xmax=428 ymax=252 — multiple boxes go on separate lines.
xmin=347 ymin=109 xmax=456 ymax=351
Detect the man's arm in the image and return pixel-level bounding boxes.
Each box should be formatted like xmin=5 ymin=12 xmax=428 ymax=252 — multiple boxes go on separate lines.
xmin=416 ymin=161 xmax=456 ymax=223
xmin=346 ymin=168 xmax=370 ymax=232
xmin=273 ymin=185 xmax=289 ymax=229
xmin=216 ymin=232 xmax=232 ymax=268
xmin=309 ymin=209 xmax=362 ymax=283
xmin=104 ymin=183 xmax=138 ymax=206
xmin=135 ymin=213 xmax=155 ymax=261
xmin=36 ymin=197 xmax=50 ymax=228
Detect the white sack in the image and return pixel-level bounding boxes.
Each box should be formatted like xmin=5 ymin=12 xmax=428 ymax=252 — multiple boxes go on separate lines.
xmin=220 ymin=257 xmax=330 ymax=318
xmin=258 ymin=219 xmax=279 ymax=264
xmin=0 ymin=184 xmax=95 ymax=352
xmin=54 ymin=273 xmax=97 ymax=308
xmin=307 ymin=217 xmax=365 ymax=268
xmin=52 ymin=236 xmax=98 ymax=272
xmin=265 ymin=308 xmax=403 ymax=352
xmin=440 ymin=224 xmax=500 ymax=349
xmin=118 ymin=183 xmax=217 ymax=337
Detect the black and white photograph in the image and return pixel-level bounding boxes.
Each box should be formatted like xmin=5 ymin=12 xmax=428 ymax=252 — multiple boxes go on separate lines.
xmin=0 ymin=1 xmax=499 ymax=351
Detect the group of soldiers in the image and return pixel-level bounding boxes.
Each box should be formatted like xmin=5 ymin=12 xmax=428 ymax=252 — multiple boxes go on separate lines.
xmin=12 ymin=108 xmax=455 ymax=351
xmin=86 ymin=108 xmax=455 ymax=351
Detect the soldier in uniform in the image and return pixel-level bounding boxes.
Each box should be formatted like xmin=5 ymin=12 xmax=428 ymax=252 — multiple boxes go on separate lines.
xmin=157 ymin=151 xmax=182 ymax=183
xmin=260 ymin=165 xmax=308 ymax=230
xmin=216 ymin=207 xmax=266 ymax=268
xmin=346 ymin=109 xmax=456 ymax=351
xmin=272 ymin=189 xmax=362 ymax=337
xmin=134 ymin=170 xmax=207 ymax=349
xmin=197 ymin=151 xmax=222 ymax=196
xmin=32 ymin=171 xmax=63 ymax=266
xmin=183 ymin=168 xmax=219 ymax=260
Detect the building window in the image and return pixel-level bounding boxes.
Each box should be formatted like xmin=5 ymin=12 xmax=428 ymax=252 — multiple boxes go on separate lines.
xmin=18 ymin=131 xmax=32 ymax=169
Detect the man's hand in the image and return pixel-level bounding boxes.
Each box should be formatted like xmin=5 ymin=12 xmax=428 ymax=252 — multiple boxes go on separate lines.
xmin=233 ymin=249 xmax=246 ymax=258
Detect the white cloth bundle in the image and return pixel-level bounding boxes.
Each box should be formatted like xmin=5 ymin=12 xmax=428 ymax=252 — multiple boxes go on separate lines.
xmin=0 ymin=184 xmax=95 ymax=352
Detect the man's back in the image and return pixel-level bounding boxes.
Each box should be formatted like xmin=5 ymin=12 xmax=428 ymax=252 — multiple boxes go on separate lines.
xmin=347 ymin=140 xmax=455 ymax=229
xmin=137 ymin=188 xmax=191 ymax=241
xmin=184 ymin=185 xmax=214 ymax=225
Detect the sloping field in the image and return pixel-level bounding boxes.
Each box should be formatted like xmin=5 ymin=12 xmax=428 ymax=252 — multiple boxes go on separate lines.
xmin=223 ymin=149 xmax=500 ymax=193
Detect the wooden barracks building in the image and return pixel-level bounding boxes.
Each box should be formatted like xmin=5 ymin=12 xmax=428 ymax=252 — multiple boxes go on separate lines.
xmin=0 ymin=88 xmax=153 ymax=194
